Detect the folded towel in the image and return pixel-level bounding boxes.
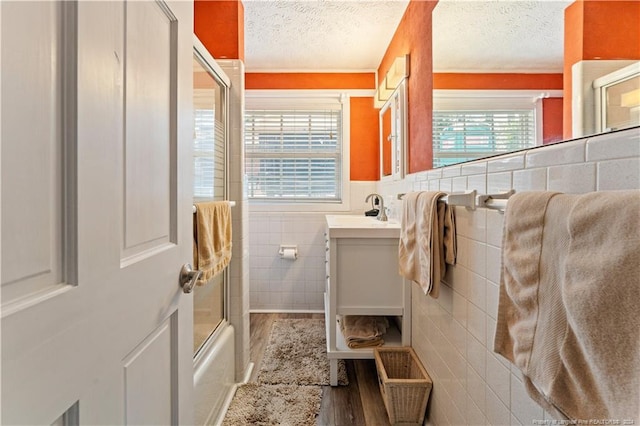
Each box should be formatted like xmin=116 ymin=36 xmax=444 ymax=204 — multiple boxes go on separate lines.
xmin=340 ymin=316 xmax=389 ymax=339
xmin=494 ymin=190 xmax=640 ymax=422
xmin=346 ymin=338 xmax=385 ymax=349
xmin=398 ymin=191 xmax=456 ymax=298
xmin=339 ymin=316 xmax=389 ymax=349
xmin=193 ymin=201 xmax=232 ymax=286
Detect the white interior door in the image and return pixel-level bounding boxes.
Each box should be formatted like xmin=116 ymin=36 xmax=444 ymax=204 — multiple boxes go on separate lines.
xmin=1 ymin=1 xmax=194 ymax=424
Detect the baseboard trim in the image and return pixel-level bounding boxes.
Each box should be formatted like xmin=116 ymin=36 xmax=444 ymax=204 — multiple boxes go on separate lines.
xmin=241 ymin=362 xmax=254 ymax=384
xmin=211 ymin=362 xmax=254 ymax=425
xmin=211 ymin=383 xmax=238 ymax=426
xmin=249 ymin=309 xmax=324 ymax=314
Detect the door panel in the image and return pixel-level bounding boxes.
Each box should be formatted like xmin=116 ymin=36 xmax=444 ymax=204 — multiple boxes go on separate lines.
xmin=123 ymin=316 xmax=175 ymax=425
xmin=1 ymin=1 xmax=66 ymax=304
xmin=123 ymin=1 xmax=176 ymax=259
xmin=1 ymin=1 xmax=194 ymax=424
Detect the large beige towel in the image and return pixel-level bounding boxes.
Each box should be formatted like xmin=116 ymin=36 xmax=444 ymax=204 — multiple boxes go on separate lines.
xmin=398 ymin=191 xmax=457 ymax=298
xmin=494 ymin=190 xmax=640 ymax=422
xmin=194 ymin=201 xmax=232 ymax=286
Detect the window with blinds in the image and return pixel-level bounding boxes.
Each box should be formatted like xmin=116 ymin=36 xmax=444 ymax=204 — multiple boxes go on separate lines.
xmin=245 ymin=108 xmax=342 ymax=202
xmin=194 ymin=109 xmax=225 ymax=199
xmin=193 ymin=53 xmax=227 ymax=203
xmin=433 ymin=110 xmax=536 ymax=168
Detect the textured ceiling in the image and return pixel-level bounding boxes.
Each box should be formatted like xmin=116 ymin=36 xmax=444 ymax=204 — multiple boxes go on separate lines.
xmin=243 ymin=0 xmax=410 ymax=71
xmin=243 ymin=0 xmax=572 ymax=73
xmin=433 ymin=0 xmax=572 ymax=73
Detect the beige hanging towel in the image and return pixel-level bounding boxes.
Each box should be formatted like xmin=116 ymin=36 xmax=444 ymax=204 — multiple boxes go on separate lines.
xmin=193 ymin=201 xmax=232 ymax=286
xmin=399 ymin=191 xmax=457 ymax=298
xmin=494 ymin=190 xmax=640 ymax=422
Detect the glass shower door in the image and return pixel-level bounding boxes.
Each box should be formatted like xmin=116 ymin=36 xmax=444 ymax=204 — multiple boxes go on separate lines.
xmin=192 ymin=52 xmax=229 ymax=355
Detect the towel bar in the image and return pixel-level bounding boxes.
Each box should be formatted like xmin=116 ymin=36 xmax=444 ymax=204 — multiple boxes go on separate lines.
xmin=192 ymin=200 xmax=236 ymax=213
xmin=442 ymin=191 xmax=476 ymax=209
xmin=397 ymin=190 xmax=514 ymax=212
xmin=476 ymin=190 xmax=514 ymax=212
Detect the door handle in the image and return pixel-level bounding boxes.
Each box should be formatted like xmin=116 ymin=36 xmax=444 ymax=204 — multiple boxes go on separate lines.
xmin=179 ymin=263 xmax=202 ymax=294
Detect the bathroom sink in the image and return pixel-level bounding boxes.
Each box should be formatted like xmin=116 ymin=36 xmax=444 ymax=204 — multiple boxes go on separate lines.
xmin=325 ymin=215 xmax=401 ymax=238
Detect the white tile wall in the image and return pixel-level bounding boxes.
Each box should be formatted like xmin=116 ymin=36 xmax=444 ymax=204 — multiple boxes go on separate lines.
xmin=524 ymin=138 xmax=585 ymax=168
xmin=585 ymin=129 xmax=640 ymax=161
xmin=249 ymin=213 xmax=326 ymax=311
xmin=513 ymin=167 xmax=547 ymax=192
xmin=379 ymin=127 xmax=639 ymax=425
xmin=597 ymin=158 xmax=640 ymax=190
xmin=487 ymin=153 xmax=525 ymax=172
xmin=248 ymin=181 xmax=376 ymax=311
xmin=243 ymin=126 xmax=638 ymax=420
xmin=548 ymin=163 xmax=597 ymax=193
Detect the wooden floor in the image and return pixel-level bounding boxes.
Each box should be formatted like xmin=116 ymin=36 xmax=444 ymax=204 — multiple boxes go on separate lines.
xmin=249 ymin=313 xmax=392 ymax=426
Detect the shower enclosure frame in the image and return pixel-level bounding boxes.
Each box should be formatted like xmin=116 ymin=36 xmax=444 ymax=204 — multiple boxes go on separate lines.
xmin=192 ymin=38 xmax=231 ymax=357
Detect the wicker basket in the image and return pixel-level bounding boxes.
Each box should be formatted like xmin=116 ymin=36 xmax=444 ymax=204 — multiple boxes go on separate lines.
xmin=374 ymin=347 xmax=432 ymax=425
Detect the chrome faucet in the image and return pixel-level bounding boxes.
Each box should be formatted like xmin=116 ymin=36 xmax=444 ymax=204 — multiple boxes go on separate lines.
xmin=365 ymin=193 xmax=388 ymax=221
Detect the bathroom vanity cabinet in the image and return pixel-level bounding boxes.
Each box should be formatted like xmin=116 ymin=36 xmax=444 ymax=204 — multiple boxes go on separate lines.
xmin=324 ymin=215 xmax=411 ymax=386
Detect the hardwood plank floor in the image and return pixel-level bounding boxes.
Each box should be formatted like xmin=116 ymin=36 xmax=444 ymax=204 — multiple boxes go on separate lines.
xmin=249 ymin=313 xmax=392 ymax=426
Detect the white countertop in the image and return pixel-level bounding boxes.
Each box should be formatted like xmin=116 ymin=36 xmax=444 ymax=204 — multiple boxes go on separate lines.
xmin=325 ymin=215 xmax=401 ymax=238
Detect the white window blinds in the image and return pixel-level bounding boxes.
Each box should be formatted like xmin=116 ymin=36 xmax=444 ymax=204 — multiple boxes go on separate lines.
xmin=245 ymin=107 xmax=342 ymax=202
xmin=192 ymin=52 xmax=227 ymax=202
xmin=432 ymin=110 xmax=535 ymax=168
xmin=194 ymin=109 xmax=225 ymax=199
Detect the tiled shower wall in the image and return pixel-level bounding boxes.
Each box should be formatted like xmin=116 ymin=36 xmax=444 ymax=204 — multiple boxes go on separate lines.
xmin=378 ymin=128 xmax=640 ymax=425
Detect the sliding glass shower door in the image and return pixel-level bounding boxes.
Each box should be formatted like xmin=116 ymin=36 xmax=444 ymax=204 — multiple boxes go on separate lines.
xmin=192 ymin=48 xmax=229 ymax=355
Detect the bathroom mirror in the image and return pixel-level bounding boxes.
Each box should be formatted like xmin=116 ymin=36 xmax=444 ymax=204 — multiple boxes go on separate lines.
xmin=379 ymin=80 xmax=407 ymax=181
xmin=430 ymin=0 xmax=640 ymax=168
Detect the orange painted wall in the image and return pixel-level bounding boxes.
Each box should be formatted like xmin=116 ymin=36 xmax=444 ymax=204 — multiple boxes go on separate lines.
xmin=245 ymin=73 xmax=375 ymax=90
xmin=194 ymin=0 xmax=244 ymax=61
xmin=563 ymin=0 xmax=640 ymax=138
xmin=350 ymin=97 xmax=380 ymax=181
xmin=378 ymin=0 xmax=438 ymax=174
xmin=542 ymin=98 xmax=564 ymax=145
xmin=582 ymin=1 xmax=640 ymax=60
xmin=433 ymin=73 xmax=563 ymax=90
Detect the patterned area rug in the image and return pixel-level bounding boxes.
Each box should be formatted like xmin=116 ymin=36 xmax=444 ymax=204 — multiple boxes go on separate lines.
xmin=222 ymin=383 xmax=321 ymax=426
xmin=257 ymin=318 xmax=349 ymax=386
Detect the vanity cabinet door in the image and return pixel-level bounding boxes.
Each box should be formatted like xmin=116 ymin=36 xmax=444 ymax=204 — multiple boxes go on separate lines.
xmin=334 ymin=238 xmax=403 ymax=310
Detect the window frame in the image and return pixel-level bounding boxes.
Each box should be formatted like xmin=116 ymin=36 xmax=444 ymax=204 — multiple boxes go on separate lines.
xmin=245 ymin=90 xmax=352 ymax=212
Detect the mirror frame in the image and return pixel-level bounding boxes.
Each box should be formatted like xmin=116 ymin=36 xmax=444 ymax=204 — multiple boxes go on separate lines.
xmin=379 ymin=79 xmax=407 ymax=181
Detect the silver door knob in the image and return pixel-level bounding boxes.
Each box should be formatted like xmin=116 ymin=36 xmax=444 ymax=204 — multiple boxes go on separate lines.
xmin=179 ymin=263 xmax=202 ymax=294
